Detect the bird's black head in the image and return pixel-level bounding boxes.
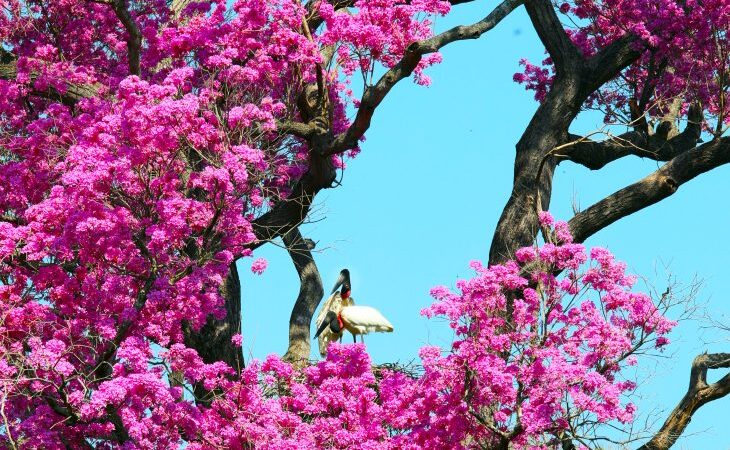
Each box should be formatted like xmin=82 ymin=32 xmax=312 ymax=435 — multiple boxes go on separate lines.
xmin=314 ymin=311 xmax=342 ymax=339
xmin=330 ymin=269 xmax=351 ymax=297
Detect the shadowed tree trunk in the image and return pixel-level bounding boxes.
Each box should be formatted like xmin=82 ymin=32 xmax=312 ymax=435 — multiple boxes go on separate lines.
xmin=282 ymin=228 xmax=324 ymax=363
xmin=182 ymin=262 xmax=243 ymax=404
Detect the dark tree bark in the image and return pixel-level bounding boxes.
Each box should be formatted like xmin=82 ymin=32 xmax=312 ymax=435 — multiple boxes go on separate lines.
xmin=281 ymin=228 xmax=325 ymax=363
xmin=488 ymin=0 xmax=641 ymax=265
xmin=637 ymin=354 xmax=730 ymax=450
xmin=183 ymin=262 xmax=243 ymax=404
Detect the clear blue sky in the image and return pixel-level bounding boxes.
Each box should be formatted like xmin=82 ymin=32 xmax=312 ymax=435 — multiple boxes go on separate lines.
xmin=241 ymin=3 xmax=730 ymax=448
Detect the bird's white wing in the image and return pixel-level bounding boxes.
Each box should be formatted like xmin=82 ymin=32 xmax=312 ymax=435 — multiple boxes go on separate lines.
xmin=340 ymin=305 xmax=394 ymax=333
xmin=316 ymin=292 xmax=344 ymax=357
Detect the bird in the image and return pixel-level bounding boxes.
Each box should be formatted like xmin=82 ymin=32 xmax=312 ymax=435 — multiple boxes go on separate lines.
xmin=315 ymin=269 xmax=356 ymax=356
xmin=314 ymin=305 xmax=394 ymax=344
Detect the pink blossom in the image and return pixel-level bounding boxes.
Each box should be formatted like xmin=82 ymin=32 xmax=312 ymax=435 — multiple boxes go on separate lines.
xmin=251 ymin=257 xmax=268 ymax=275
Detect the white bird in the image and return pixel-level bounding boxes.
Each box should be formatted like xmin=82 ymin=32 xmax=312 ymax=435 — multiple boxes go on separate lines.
xmin=314 ymin=305 xmax=394 ymax=344
xmin=315 ymin=269 xmax=355 ymax=356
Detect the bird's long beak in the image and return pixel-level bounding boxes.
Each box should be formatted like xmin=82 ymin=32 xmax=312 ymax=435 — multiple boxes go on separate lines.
xmin=314 ymin=311 xmax=339 ymax=339
xmin=314 ymin=319 xmax=330 ymax=339
xmin=330 ymin=269 xmax=350 ymax=294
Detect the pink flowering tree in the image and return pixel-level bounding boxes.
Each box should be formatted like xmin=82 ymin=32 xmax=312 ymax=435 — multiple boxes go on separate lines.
xmin=0 ymin=0 xmax=728 ymax=449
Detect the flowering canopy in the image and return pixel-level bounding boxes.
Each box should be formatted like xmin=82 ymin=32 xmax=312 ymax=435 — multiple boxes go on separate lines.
xmin=0 ymin=0 xmax=716 ymax=448
xmin=515 ymin=0 xmax=730 ymax=127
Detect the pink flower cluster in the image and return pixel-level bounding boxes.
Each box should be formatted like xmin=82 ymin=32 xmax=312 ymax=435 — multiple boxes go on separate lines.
xmin=0 ymin=0 xmax=457 ymax=447
xmin=2 ymin=209 xmax=675 ymax=448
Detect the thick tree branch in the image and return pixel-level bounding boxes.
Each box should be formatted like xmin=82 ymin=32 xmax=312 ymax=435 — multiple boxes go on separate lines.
xmin=0 ymin=61 xmax=100 ymax=106
xmin=637 ymin=353 xmax=730 ymax=450
xmin=327 ymin=0 xmax=524 ymax=154
xmin=110 ymin=0 xmax=143 ymax=76
xmin=585 ymin=34 xmax=642 ymax=91
xmin=183 ymin=262 xmax=243 ymax=405
xmin=281 ymin=228 xmax=324 ymax=363
xmin=524 ymin=0 xmax=583 ymax=73
xmin=568 ymin=136 xmax=730 ymax=244
xmin=277 ymin=120 xmax=317 ymax=139
xmin=558 ymin=104 xmax=703 ymax=170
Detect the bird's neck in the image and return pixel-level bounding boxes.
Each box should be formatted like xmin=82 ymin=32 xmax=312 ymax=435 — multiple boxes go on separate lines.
xmin=336 ymin=313 xmax=344 ymax=331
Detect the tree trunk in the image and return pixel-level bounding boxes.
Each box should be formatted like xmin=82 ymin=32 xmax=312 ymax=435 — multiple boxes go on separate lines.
xmin=281 ymin=228 xmax=324 ymax=364
xmin=489 ymin=76 xmax=582 ymax=265
xmin=183 ymin=262 xmax=243 ymax=404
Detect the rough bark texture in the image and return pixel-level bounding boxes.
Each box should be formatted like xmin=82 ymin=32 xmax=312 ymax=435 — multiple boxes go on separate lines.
xmin=182 ymin=262 xmax=243 ymax=404
xmin=281 ymin=228 xmax=325 ymax=364
xmin=636 ymin=353 xmax=730 ymax=450
xmin=488 ymin=0 xmax=641 ymax=265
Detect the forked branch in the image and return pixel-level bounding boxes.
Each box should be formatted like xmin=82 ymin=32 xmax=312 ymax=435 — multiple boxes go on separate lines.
xmin=637 ymin=353 xmax=730 ymax=450
xmin=559 ymin=103 xmax=703 ymax=170
xmin=328 ymin=0 xmax=525 ymax=154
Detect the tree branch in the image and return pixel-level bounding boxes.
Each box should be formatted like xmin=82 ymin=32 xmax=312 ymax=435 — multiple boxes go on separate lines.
xmin=637 ymin=353 xmax=730 ymax=450
xmin=0 ymin=61 xmax=100 ymax=106
xmin=558 ymin=104 xmax=703 ymax=170
xmin=524 ymin=0 xmax=583 ymax=73
xmin=109 ymin=0 xmax=143 ymax=76
xmin=277 ymin=120 xmax=316 ymax=139
xmin=568 ymin=136 xmax=730 ymax=244
xmin=327 ymin=0 xmax=524 ymax=155
xmin=585 ymin=34 xmax=642 ymax=91
xmin=281 ymin=228 xmax=324 ymax=363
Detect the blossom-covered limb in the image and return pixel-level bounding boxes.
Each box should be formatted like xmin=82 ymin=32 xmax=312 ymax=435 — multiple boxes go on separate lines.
xmin=638 ymin=353 xmax=730 ymax=450
xmin=569 ymin=136 xmax=730 ymax=244
xmin=328 ymin=0 xmax=524 ymax=155
xmin=0 ymin=59 xmax=99 ymax=105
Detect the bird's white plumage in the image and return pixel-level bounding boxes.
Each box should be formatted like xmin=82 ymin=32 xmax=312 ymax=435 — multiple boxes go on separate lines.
xmin=340 ymin=305 xmax=394 ymax=334
xmin=315 ymin=292 xmax=355 ymax=356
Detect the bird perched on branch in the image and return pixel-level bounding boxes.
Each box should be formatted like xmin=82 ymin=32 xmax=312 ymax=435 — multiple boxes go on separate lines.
xmin=315 ymin=305 xmax=394 ymax=344
xmin=315 ymin=269 xmax=355 ymax=356
xmin=314 ymin=269 xmax=393 ymax=352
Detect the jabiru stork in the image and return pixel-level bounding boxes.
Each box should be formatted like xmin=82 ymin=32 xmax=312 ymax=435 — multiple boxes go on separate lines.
xmin=315 ymin=269 xmax=355 ymax=356
xmin=314 ymin=305 xmax=394 ymax=344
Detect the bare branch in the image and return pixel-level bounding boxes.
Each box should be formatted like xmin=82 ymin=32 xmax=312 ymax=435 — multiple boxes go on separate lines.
xmin=277 ymin=120 xmax=316 ymax=139
xmin=559 ymin=104 xmax=703 ymax=170
xmin=524 ymin=0 xmax=583 ymax=73
xmin=281 ymin=228 xmax=324 ymax=363
xmin=586 ymin=34 xmax=643 ymax=91
xmin=637 ymin=353 xmax=730 ymax=450
xmin=568 ymin=136 xmax=730 ymax=244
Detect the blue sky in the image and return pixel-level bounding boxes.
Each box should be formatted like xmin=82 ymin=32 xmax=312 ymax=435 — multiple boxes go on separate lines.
xmin=241 ymin=3 xmax=730 ymax=448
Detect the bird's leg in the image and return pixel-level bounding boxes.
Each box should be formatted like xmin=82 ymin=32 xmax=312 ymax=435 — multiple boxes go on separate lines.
xmin=352 ymin=334 xmax=356 ymax=343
